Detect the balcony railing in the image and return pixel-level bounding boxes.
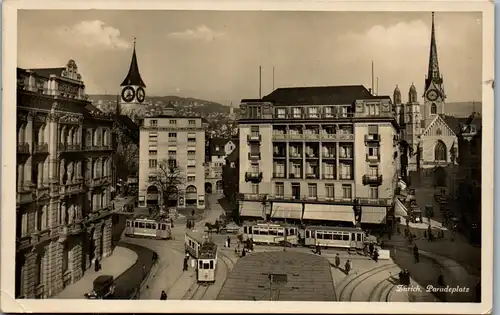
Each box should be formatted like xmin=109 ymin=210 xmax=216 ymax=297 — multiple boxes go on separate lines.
xmin=322 ymin=153 xmax=336 ymax=159
xmin=289 ymin=153 xmax=302 ymax=159
xmin=362 ymin=174 xmax=383 ymax=185
xmin=271 ymin=132 xmax=354 ymax=141
xmin=339 ymin=174 xmax=354 ymax=180
xmin=289 ymin=134 xmax=304 ymax=140
xmin=238 ymin=193 xmax=355 ymax=204
xmin=273 ymin=152 xmax=286 ymax=158
xmin=304 ymin=133 xmax=320 ymax=140
xmin=168 ymin=138 xmax=177 ymax=143
xmin=321 ymin=133 xmax=337 ymax=140
xmin=338 ymin=134 xmax=355 ymax=141
xmin=59 ymin=182 xmax=84 ymax=195
xmin=83 ymin=145 xmax=113 ymax=151
xmin=59 ymin=143 xmax=83 ymax=152
xmin=33 ymin=143 xmax=48 ymax=154
xmin=339 ymin=154 xmax=353 ymax=159
xmin=248 ymin=152 xmax=261 ymax=160
xmin=245 ymin=171 xmax=263 ymax=182
xmin=305 ymin=153 xmax=319 ymax=159
xmin=272 ymin=172 xmax=286 ymax=178
xmin=272 ymin=133 xmax=287 ymax=140
xmin=273 ymin=112 xmax=355 ymax=119
xmin=365 ymin=134 xmax=381 ymax=142
xmin=17 ymin=143 xmax=30 ymax=154
xmin=366 ymin=154 xmax=380 ymax=162
xmin=247 ymin=134 xmax=261 ymax=142
xmin=288 ymin=173 xmax=302 ymax=179
xmin=357 ymin=198 xmax=391 ymax=206
xmin=305 ymin=173 xmax=319 ymax=179
xmin=322 ymin=174 xmax=336 ymax=179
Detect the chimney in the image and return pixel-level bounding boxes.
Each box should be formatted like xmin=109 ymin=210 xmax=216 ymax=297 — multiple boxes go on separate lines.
xmin=368 ymin=88 xmax=372 ymax=95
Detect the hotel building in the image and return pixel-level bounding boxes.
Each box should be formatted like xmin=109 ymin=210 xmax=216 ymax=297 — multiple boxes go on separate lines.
xmin=237 ymin=85 xmax=400 ymax=226
xmin=16 ymin=60 xmax=115 ymax=298
xmin=138 ymin=104 xmax=206 ymax=209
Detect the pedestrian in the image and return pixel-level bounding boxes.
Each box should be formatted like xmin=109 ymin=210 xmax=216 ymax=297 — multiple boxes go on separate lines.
xmin=241 ymin=248 xmax=246 ymax=257
xmin=191 ymin=209 xmax=195 ymax=217
xmin=413 ymin=244 xmax=419 ymax=263
xmin=335 ymin=253 xmax=340 ymax=268
xmin=398 ymin=270 xmax=404 ymax=285
xmin=183 ymin=256 xmax=189 ymax=271
xmin=437 ymin=274 xmax=445 ymax=287
xmin=152 ymin=252 xmax=158 ymax=262
xmin=94 ymin=257 xmax=100 ymax=272
xmin=227 ymin=236 xmax=231 ymax=248
xmin=345 ymin=260 xmax=351 ymax=275
xmin=363 ymin=244 xmax=369 ymax=256
xmin=369 ymin=243 xmax=374 ymax=256
xmin=404 ymin=269 xmax=411 ymax=285
xmin=142 ymin=264 xmax=146 ymax=279
xmin=373 ymin=249 xmax=379 ymax=262
xmin=160 ymin=290 xmax=167 ymax=300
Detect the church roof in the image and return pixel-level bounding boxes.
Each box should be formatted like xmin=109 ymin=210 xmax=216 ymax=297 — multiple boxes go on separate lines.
xmin=259 ymin=85 xmax=390 ymax=106
xmin=121 ymin=41 xmax=146 ymax=88
xmin=421 ymin=114 xmax=457 ymax=138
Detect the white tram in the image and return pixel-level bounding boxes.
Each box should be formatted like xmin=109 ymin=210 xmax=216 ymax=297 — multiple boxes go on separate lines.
xmin=184 ymin=231 xmax=218 ymax=283
xmin=125 ymin=215 xmax=172 ymax=240
xmin=242 ymin=222 xmax=299 ymax=246
xmin=303 ymin=226 xmax=365 ymax=250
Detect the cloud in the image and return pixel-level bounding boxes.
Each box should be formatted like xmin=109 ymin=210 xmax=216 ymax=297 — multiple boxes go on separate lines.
xmin=55 ymin=20 xmax=131 ymax=50
xmin=168 ymin=25 xmax=225 ymax=42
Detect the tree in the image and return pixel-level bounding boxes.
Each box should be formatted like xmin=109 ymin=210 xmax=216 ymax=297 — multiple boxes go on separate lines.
xmin=113 ymin=122 xmax=139 ymax=180
xmin=149 ymin=159 xmax=185 ymax=207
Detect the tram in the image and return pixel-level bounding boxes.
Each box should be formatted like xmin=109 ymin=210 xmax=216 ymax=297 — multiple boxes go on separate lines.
xmin=184 ymin=231 xmax=218 ymax=283
xmin=242 ymin=222 xmax=299 ymax=246
xmin=125 ymin=214 xmax=172 ymax=239
xmin=303 ymin=226 xmax=365 ymax=250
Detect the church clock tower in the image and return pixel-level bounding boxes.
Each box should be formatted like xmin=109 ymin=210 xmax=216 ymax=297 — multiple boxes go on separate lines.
xmin=120 ymin=38 xmax=146 ymax=115
xmin=423 ymin=12 xmax=446 ymax=128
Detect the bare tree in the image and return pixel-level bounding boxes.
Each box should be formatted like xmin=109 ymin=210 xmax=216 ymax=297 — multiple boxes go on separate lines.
xmin=149 ymin=159 xmax=185 ymax=207
xmin=113 ymin=123 xmax=139 ymax=180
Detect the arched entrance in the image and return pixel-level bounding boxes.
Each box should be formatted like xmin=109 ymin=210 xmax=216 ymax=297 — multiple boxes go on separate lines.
xmin=216 ymin=180 xmax=223 ymax=194
xmin=205 ymin=182 xmax=213 ymax=194
xmin=146 ymin=185 xmax=160 ymax=207
xmin=185 ymin=185 xmax=197 ymax=206
xmin=165 ymin=185 xmax=178 ymax=207
xmin=433 ymin=167 xmax=447 ymax=187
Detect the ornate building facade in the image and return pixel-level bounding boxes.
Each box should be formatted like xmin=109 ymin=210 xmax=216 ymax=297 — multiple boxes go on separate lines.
xmin=16 ymin=60 xmax=115 ymax=298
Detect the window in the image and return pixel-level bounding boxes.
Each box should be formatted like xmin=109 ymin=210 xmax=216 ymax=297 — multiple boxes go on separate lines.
xmin=291 ymin=163 xmax=301 ymax=178
xmin=168 ymin=132 xmax=177 ymax=138
xmin=292 ymin=107 xmax=301 ymax=118
xmin=308 ymin=107 xmax=318 ymax=118
xmin=169 ymin=120 xmax=177 ymax=125
xmin=275 ymin=182 xmax=284 ymax=197
xmin=431 ymin=103 xmax=437 ymax=114
xmin=251 ymin=184 xmax=259 ymax=194
xmin=187 ymin=176 xmax=196 ymax=182
xmin=470 ymin=125 xmax=477 ymax=133
xmin=187 ymin=160 xmax=195 ymax=167
xmin=187 ymin=150 xmax=196 ymax=156
xmin=434 ymin=141 xmax=447 ymax=161
xmin=340 ymin=163 xmax=352 ymax=179
xmin=368 ymin=125 xmax=378 ymax=134
xmin=369 ymin=166 xmax=378 ymax=176
xmin=323 ymin=162 xmax=335 ymax=179
xmin=149 ymin=159 xmax=157 ymax=168
xmin=276 ymin=108 xmax=286 ymax=118
xmin=168 ymin=159 xmax=177 ymax=168
xmin=150 ymin=120 xmax=157 ymax=127
xmin=188 ymin=120 xmax=196 ymax=125
xmin=273 ymin=162 xmax=285 ymax=177
xmin=249 ymin=106 xmax=261 ymax=118
xmin=367 ymin=103 xmax=380 ymax=116
xmin=308 ymin=183 xmax=317 ymax=199
xmin=369 ymin=185 xmax=379 ymax=199
xmin=251 ymin=163 xmax=259 ymax=173
xmin=149 ymin=150 xmax=157 ymax=155
xmin=325 ymin=184 xmax=334 ymax=198
xmin=342 ymin=184 xmax=352 ymax=199
xmin=251 ymin=126 xmax=259 ymax=137
xmin=324 ymin=106 xmax=333 ymax=117
xmin=368 ymin=146 xmax=379 ymax=157
xmin=168 ymin=150 xmax=176 ymax=156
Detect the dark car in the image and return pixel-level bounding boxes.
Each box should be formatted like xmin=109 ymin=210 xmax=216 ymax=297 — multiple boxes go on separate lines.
xmin=85 ymin=275 xmax=115 ymax=299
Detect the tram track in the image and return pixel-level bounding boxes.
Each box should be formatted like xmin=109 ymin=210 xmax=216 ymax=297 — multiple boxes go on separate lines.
xmin=368 ymin=276 xmax=397 ymax=302
xmin=337 ymin=263 xmax=400 ymax=301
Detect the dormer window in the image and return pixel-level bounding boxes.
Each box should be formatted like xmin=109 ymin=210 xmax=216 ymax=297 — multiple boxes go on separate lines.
xmin=292 ymin=107 xmax=302 ymax=118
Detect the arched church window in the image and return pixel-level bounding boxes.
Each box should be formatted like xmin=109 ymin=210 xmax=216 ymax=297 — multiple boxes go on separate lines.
xmin=431 ymin=103 xmax=437 ymax=114
xmin=434 ymin=140 xmax=447 ymax=161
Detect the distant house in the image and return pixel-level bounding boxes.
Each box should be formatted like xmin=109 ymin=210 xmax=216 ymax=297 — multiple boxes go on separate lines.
xmin=222 ymin=143 xmax=240 ymax=217
xmin=205 ymin=137 xmax=237 ymax=194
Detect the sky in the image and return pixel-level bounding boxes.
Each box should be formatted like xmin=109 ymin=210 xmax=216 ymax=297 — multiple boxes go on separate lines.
xmin=18 ymin=10 xmax=483 ymax=106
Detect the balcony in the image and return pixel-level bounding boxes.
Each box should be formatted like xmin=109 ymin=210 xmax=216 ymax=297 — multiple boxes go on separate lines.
xmin=59 ymin=182 xmax=84 ymax=195
xmin=17 ymin=143 xmax=30 ymax=154
xmin=322 ymin=153 xmax=336 ymax=159
xmin=304 ymin=133 xmax=320 ymax=140
xmin=366 ymin=154 xmax=380 ymax=162
xmin=338 ymin=133 xmax=355 ymax=141
xmin=272 ymin=172 xmax=286 ymax=179
xmin=322 ymin=174 xmax=336 ymax=180
xmin=339 ymin=174 xmax=354 ymax=180
xmin=357 ymin=198 xmax=391 ymax=206
xmin=17 ymin=190 xmax=34 ymax=205
xmin=273 ymin=152 xmax=286 ymax=158
xmin=59 ymin=143 xmax=84 ymax=152
xmin=288 ymin=173 xmax=302 ymax=179
xmin=272 ymin=133 xmax=288 ymax=140
xmin=365 ymin=134 xmax=381 ymax=143
xmin=266 ymin=194 xmax=354 ymax=204
xmin=305 ymin=173 xmax=319 ymax=179
xmin=33 ymin=143 xmax=48 ymax=154
xmin=339 ymin=154 xmax=353 ymax=160
xmin=245 ymin=171 xmax=263 ymax=182
xmin=30 ymin=229 xmax=51 ymax=247
xmin=238 ymin=193 xmax=267 ymax=201
xmin=87 ymin=176 xmax=111 ymax=188
xmin=69 ymin=221 xmax=84 ymax=235
xmin=83 ymin=145 xmax=113 ymax=152
xmin=168 ymin=138 xmax=177 ymax=143
xmin=248 ymin=152 xmax=261 ymax=160
xmin=247 ymin=134 xmax=261 ymax=142
xmin=362 ymin=174 xmax=383 ymax=185
xmin=288 ymin=133 xmax=304 ymax=140
xmin=321 ymin=133 xmax=337 ymax=141
xmin=288 ymin=153 xmax=302 ymax=159
xmin=187 ymin=140 xmax=197 ymax=147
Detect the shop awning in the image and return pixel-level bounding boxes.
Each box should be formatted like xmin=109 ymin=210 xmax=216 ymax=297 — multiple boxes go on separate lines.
xmin=239 ymin=201 xmax=265 ymax=218
xmin=302 ymin=204 xmax=355 ymax=223
xmin=361 ymin=206 xmax=387 ymax=224
xmin=271 ymin=202 xmax=302 ymax=220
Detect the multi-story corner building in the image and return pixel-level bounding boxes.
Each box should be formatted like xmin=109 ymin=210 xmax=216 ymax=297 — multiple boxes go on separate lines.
xmin=237 ymin=85 xmax=400 ymax=227
xmin=138 ymin=104 xmax=206 ymax=209
xmin=205 ymin=137 xmax=237 ymax=194
xmin=16 ymin=60 xmax=115 ymax=298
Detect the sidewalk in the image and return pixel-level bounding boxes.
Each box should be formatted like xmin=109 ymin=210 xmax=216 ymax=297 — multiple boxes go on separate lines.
xmin=112 ymin=196 xmax=136 ymax=213
xmin=54 ymin=246 xmax=138 ymax=299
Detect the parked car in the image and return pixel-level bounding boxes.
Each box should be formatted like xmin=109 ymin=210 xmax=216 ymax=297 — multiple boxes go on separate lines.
xmin=84 ymin=275 xmax=115 ymax=299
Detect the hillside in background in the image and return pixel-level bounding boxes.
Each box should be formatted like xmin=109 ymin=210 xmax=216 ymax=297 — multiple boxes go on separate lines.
xmin=445 ymin=102 xmax=482 ymax=118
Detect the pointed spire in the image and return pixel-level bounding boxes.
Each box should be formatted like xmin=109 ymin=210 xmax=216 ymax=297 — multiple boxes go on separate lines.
xmin=425 ymin=12 xmax=442 ymax=91
xmin=121 ymin=37 xmax=146 ymax=87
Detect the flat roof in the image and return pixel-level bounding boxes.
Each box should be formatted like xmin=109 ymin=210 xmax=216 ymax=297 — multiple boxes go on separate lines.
xmin=217 ymin=251 xmax=335 ymax=301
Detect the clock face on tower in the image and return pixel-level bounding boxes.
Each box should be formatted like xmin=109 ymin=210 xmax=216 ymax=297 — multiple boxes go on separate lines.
xmin=137 ymin=87 xmax=145 ymax=103
xmin=426 ymin=89 xmax=439 ymax=102
xmin=122 ymin=86 xmax=135 ymax=103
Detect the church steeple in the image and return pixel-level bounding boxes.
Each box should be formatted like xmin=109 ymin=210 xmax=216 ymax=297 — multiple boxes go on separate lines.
xmin=425 ymin=12 xmax=443 ymax=91
xmin=121 ymin=38 xmax=146 ymax=87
